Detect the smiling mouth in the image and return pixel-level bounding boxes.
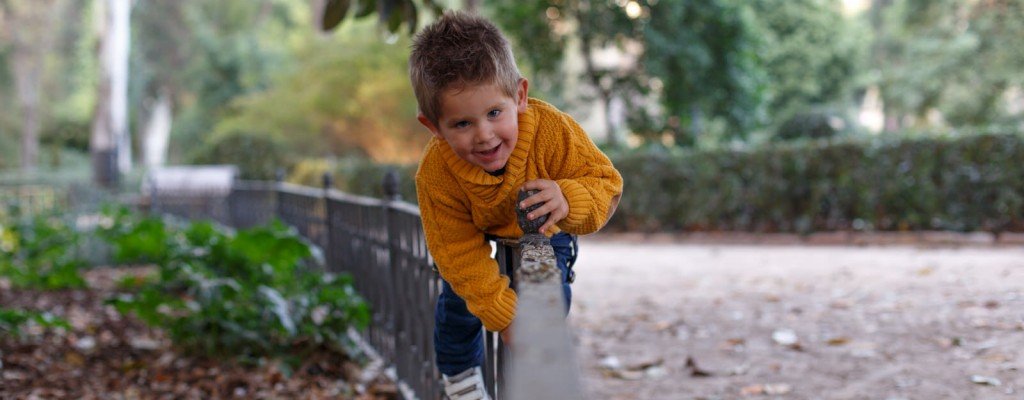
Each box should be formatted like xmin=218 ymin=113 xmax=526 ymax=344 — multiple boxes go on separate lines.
xmin=477 ymin=144 xmax=500 ymax=157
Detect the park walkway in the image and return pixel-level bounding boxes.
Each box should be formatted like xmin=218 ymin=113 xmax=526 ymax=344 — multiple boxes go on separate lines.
xmin=570 ymin=236 xmax=1024 ymax=399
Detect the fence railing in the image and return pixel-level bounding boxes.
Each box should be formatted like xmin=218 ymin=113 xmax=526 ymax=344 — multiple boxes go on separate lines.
xmin=4 ymin=171 xmax=582 ymax=399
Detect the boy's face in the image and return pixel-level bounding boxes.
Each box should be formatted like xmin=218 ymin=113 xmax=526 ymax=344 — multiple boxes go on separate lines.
xmin=418 ymin=79 xmax=529 ymax=173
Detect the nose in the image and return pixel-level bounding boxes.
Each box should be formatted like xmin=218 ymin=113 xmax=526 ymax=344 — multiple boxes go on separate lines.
xmin=473 ymin=122 xmax=495 ymax=144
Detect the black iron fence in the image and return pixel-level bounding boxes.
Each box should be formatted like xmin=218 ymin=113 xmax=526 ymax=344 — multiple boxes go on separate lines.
xmin=151 ymin=174 xmax=458 ymax=399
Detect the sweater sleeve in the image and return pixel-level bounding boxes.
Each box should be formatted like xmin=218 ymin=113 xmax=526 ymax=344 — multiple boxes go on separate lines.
xmin=548 ymin=113 xmax=624 ymax=235
xmin=416 ymin=168 xmax=518 ymax=332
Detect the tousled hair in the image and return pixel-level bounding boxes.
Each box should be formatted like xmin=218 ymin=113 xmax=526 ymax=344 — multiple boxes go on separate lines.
xmin=409 ymin=11 xmax=522 ymax=127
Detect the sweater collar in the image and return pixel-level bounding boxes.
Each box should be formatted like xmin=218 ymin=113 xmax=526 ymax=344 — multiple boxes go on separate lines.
xmin=437 ymin=99 xmax=539 ymax=204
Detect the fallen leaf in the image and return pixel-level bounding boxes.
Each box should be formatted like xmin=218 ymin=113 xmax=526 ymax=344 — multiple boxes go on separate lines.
xmin=64 ymin=352 xmax=85 ymax=367
xmin=764 ymin=383 xmax=793 ymax=394
xmin=625 ymin=357 xmax=664 ymax=371
xmin=827 ymin=337 xmax=851 ymax=346
xmin=971 ymin=375 xmax=1002 ymax=386
xmin=741 ymin=382 xmax=792 ymax=396
xmin=740 ymin=384 xmax=764 ymax=396
xmin=598 ymin=356 xmax=622 ymax=371
xmin=685 ymin=357 xmax=713 ymax=377
xmin=772 ymin=329 xmax=802 ymax=350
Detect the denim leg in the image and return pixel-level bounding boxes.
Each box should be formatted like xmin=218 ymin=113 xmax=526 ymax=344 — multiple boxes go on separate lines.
xmin=549 ymin=232 xmax=578 ymax=312
xmin=434 ymin=279 xmax=485 ymax=376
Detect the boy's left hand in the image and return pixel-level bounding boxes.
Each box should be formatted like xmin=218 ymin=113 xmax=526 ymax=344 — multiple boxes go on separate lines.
xmin=519 ymin=179 xmax=568 ymax=235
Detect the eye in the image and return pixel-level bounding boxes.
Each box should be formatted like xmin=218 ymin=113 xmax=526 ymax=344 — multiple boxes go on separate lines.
xmin=488 ymin=109 xmax=501 ymax=118
xmin=453 ymin=120 xmax=470 ymax=129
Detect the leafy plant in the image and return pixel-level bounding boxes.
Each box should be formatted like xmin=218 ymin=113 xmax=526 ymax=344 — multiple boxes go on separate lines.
xmin=0 ymin=206 xmax=87 ymax=290
xmin=0 ymin=308 xmax=70 ymax=337
xmin=102 ymin=209 xmax=370 ymax=364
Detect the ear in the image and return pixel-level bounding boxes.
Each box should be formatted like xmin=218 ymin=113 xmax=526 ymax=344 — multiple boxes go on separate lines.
xmin=515 ymin=78 xmax=529 ymax=114
xmin=417 ymin=112 xmax=444 ymax=140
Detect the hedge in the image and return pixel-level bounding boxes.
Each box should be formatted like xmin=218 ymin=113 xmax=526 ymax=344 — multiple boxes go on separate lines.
xmin=306 ymin=131 xmax=1024 ymax=233
xmin=611 ymin=132 xmax=1024 ymax=233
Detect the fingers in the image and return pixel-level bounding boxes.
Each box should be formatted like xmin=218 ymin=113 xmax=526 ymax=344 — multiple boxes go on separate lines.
xmin=518 ymin=179 xmax=569 ymax=234
xmin=537 ymin=204 xmax=568 ymax=234
xmin=518 ymin=180 xmax=558 ymax=209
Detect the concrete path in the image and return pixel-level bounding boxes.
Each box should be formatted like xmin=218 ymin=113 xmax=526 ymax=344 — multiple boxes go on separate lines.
xmin=569 ymin=237 xmax=1024 ymax=399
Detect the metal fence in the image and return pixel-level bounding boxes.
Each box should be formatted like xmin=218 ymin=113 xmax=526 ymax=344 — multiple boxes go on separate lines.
xmin=154 ymin=174 xmax=453 ymax=399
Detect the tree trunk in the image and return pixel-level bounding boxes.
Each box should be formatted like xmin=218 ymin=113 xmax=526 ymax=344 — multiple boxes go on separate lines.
xmin=141 ymin=88 xmax=172 ymax=168
xmin=91 ymin=0 xmax=131 ymax=187
xmin=2 ymin=0 xmax=60 ymax=172
xmin=13 ymin=56 xmax=40 ymax=172
xmin=575 ymin=4 xmax=619 ymax=148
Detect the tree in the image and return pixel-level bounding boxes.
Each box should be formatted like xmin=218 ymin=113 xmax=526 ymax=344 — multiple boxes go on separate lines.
xmin=131 ymin=0 xmax=190 ymax=168
xmin=91 ymin=0 xmax=131 ymax=186
xmin=872 ymin=0 xmax=1024 ymax=130
xmin=749 ymin=0 xmax=865 ymax=133
xmin=206 ymin=21 xmax=428 ymax=164
xmin=640 ymin=0 xmax=766 ymax=145
xmin=0 ymin=0 xmax=63 ymax=172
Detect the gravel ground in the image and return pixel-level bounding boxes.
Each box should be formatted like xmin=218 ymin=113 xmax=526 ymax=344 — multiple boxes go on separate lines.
xmin=569 ymin=237 xmax=1024 ymax=400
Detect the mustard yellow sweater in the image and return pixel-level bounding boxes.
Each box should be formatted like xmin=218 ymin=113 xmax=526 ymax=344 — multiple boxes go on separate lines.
xmin=415 ymin=98 xmax=623 ymax=331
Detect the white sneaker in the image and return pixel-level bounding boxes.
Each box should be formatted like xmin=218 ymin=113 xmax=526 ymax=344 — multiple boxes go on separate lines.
xmin=442 ymin=366 xmax=492 ymax=400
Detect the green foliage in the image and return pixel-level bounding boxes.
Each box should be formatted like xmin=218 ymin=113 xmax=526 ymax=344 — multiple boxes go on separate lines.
xmin=210 ymin=21 xmax=428 ymax=164
xmin=610 ymin=131 xmax=1024 ymax=233
xmin=101 ymin=208 xmax=370 ymax=363
xmin=189 ymin=130 xmax=294 ymax=180
xmin=750 ymin=0 xmax=866 ymax=138
xmin=0 ymin=207 xmax=87 ymax=290
xmin=773 ymin=107 xmax=854 ymax=142
xmin=289 ymin=158 xmax=417 ymax=200
xmin=321 ymin=0 xmax=442 ymax=34
xmin=872 ymin=0 xmax=1024 ymax=129
xmin=641 ymin=0 xmax=766 ymax=144
xmin=168 ymin=0 xmax=298 ymax=162
xmin=0 ymin=308 xmax=70 ymax=337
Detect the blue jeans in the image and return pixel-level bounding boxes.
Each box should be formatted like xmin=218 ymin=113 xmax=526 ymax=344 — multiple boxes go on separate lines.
xmin=434 ymin=232 xmax=578 ymax=376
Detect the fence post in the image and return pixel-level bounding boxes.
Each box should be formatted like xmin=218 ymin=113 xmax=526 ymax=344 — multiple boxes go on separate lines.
xmin=274 ymin=168 xmax=285 ymax=221
xmin=146 ymin=172 xmax=159 ymax=216
xmin=322 ymin=172 xmax=334 ymax=269
xmin=382 ymin=168 xmax=404 ymax=390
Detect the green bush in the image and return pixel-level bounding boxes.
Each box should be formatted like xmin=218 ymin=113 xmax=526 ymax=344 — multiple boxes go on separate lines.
xmin=0 ymin=206 xmax=87 ymax=290
xmin=610 ymin=132 xmax=1024 ymax=233
xmin=289 ymin=157 xmax=417 ymax=201
xmin=190 ymin=130 xmax=295 ymax=180
xmin=101 ymin=208 xmax=370 ymax=363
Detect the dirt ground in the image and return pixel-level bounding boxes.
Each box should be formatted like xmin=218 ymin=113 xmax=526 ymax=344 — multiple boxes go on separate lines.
xmin=0 ymin=268 xmax=395 ymax=400
xmin=569 ymin=236 xmax=1024 ymax=400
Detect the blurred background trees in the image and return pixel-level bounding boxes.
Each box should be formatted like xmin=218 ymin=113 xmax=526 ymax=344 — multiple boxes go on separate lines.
xmin=0 ymin=0 xmax=1021 ymax=182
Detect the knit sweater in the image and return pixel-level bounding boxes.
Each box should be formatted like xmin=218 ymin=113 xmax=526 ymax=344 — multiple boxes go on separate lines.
xmin=415 ymin=98 xmax=624 ymax=331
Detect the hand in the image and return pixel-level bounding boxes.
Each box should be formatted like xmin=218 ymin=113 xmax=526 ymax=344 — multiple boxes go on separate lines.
xmin=499 ymin=326 xmax=514 ymax=347
xmin=518 ymin=179 xmax=569 ymax=235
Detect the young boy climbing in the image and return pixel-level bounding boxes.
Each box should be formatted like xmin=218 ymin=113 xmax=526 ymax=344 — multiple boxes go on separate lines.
xmin=408 ymin=11 xmax=623 ymax=400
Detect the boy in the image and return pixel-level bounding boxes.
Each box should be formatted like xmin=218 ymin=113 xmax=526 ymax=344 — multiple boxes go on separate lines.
xmin=409 ymin=11 xmax=623 ymax=400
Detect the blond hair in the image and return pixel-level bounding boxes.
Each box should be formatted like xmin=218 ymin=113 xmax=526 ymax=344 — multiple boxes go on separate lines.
xmin=409 ymin=11 xmax=522 ymax=126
